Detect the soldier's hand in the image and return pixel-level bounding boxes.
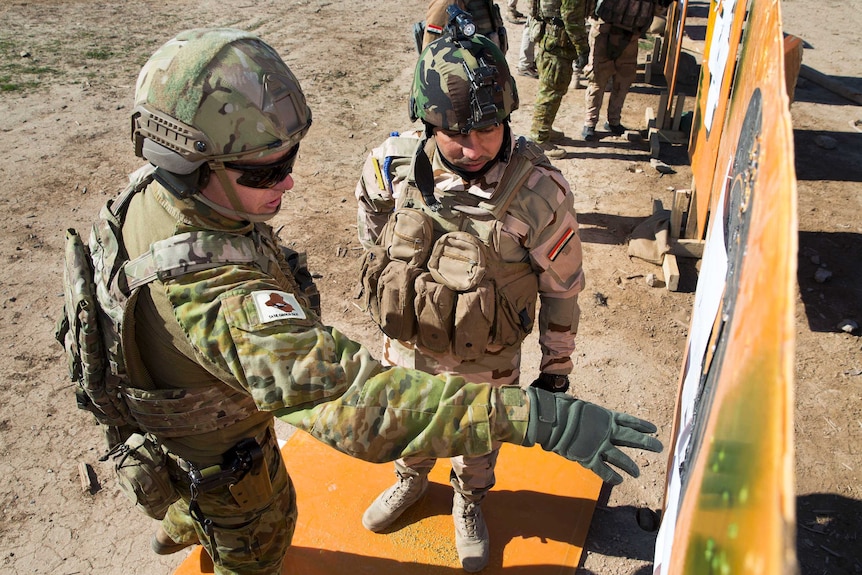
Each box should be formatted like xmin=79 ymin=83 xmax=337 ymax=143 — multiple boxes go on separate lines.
xmin=530 ymin=372 xmax=570 ymax=393
xmin=522 ymin=387 xmax=663 ymax=484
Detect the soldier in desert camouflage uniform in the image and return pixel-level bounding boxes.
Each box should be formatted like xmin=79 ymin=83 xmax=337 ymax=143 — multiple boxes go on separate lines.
xmin=582 ymin=0 xmax=662 ymax=139
xmin=421 ymin=0 xmax=509 ymax=52
xmin=354 ymin=29 xmax=587 ymax=572
xmin=83 ymin=27 xmax=661 ymax=575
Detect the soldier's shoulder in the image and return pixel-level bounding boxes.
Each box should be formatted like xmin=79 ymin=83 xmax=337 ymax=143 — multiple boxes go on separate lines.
xmin=371 ymin=129 xmax=424 ymax=159
xmin=516 ymin=137 xmax=563 ymax=175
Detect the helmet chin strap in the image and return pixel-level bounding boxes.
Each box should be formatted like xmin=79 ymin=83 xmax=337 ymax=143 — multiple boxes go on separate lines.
xmin=207 ymin=164 xmax=280 ymax=223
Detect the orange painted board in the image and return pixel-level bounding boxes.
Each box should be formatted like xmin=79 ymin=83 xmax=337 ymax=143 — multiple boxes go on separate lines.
xmin=660 ymin=0 xmax=689 ymax=127
xmin=176 ymin=430 xmax=602 ymax=574
xmin=688 ymin=0 xmax=749 ymax=237
xmin=655 ymin=0 xmax=797 ymax=571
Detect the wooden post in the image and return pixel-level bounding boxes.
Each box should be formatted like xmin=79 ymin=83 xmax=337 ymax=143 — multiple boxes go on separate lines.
xmin=783 ymin=34 xmax=804 ymax=103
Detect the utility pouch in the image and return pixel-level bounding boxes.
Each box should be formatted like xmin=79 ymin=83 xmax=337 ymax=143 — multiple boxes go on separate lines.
xmin=357 ymin=246 xmax=391 ymax=323
xmin=227 ymin=455 xmax=272 ymax=512
xmin=428 ymin=232 xmax=487 ymax=292
xmin=114 ymin=433 xmax=178 ymax=520
xmin=529 ymin=18 xmax=545 ymax=42
xmin=376 ymin=260 xmax=422 ymax=341
xmin=414 ymin=272 xmax=456 ymax=353
xmin=493 ymin=271 xmax=539 ymax=347
xmin=188 ymin=438 xmax=271 ymax=512
xmin=385 ymin=208 xmax=434 ymax=266
xmin=453 ymin=281 xmax=495 ymax=360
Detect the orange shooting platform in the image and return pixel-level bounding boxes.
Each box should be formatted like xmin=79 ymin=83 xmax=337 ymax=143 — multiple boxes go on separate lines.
xmin=174 ymin=430 xmax=601 ymax=574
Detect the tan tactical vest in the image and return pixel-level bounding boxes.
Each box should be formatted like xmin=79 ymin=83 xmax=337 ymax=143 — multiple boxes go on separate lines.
xmin=359 ymin=137 xmax=545 ymax=359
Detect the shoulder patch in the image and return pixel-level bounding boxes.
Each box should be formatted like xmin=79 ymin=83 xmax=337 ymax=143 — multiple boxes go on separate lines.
xmin=548 ymin=228 xmax=576 ymax=261
xmin=252 ymin=290 xmax=307 ymax=323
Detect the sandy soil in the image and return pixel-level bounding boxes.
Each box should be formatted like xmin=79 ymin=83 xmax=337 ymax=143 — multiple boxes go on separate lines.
xmin=0 ymin=0 xmax=859 ymax=573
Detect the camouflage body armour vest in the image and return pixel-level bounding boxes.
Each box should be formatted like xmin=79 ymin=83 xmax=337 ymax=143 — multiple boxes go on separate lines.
xmin=57 ymin=165 xmax=310 ymax=449
xmin=359 ymin=136 xmax=545 ymax=360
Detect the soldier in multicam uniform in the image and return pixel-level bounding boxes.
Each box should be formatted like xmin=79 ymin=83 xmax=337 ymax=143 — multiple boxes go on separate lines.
xmin=90 ymin=27 xmax=662 ymax=575
xmin=354 ymin=28 xmax=588 ymax=572
xmin=528 ymin=0 xmax=590 ymax=156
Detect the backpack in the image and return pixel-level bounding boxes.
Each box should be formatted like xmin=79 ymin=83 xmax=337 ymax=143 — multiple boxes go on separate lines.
xmin=54 ymin=165 xmax=267 ymax=450
xmin=594 ymin=0 xmax=655 ymax=31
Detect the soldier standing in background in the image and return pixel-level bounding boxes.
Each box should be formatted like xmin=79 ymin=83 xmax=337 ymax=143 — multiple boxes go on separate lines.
xmin=421 ymin=0 xmax=510 ymax=52
xmin=529 ymin=0 xmax=590 ymax=157
xmin=516 ymin=0 xmax=539 ymax=77
xmin=582 ymin=0 xmax=664 ymax=139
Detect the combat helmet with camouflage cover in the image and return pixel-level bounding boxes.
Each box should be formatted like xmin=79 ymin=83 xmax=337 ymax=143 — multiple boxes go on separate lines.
xmin=131 ymin=28 xmax=312 ymax=220
xmin=410 ymin=30 xmax=518 ymax=134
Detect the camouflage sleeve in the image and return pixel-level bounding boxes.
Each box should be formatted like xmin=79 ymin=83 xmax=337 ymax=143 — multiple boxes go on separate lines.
xmin=509 ymin=166 xmax=585 ymax=375
xmin=561 ymin=0 xmax=589 ymax=54
xmin=163 ymin=262 xmax=530 ymax=461
xmin=277 ymin=364 xmax=532 ymax=462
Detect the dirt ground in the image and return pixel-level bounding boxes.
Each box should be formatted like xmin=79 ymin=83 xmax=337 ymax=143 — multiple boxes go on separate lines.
xmin=0 ymin=1 xmax=859 ymax=574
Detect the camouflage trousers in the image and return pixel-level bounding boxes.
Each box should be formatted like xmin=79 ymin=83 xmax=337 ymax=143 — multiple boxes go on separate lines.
xmin=531 ymin=47 xmax=575 ymax=142
xmin=584 ymin=21 xmax=640 ymax=127
xmin=384 ymin=337 xmax=520 ymax=499
xmin=162 ymin=432 xmax=298 ymax=575
xmin=530 ymin=25 xmax=587 ymax=142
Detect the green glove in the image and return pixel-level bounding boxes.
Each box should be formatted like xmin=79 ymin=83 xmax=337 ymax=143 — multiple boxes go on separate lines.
xmin=522 ymin=387 xmax=663 ymax=485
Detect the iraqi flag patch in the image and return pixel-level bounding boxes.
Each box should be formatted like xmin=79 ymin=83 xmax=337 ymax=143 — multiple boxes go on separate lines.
xmin=548 ymin=228 xmax=575 ymax=261
xmin=252 ymin=290 xmax=307 ymax=323
xmin=426 ymin=23 xmax=444 ymax=35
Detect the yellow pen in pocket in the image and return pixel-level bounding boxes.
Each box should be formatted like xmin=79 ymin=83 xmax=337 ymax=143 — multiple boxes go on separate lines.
xmin=371 ymin=157 xmax=386 ymax=190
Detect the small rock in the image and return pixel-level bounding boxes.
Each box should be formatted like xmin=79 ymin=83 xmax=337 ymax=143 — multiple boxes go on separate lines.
xmin=645 ymin=273 xmax=659 ymax=287
xmin=594 ymin=292 xmax=608 ymax=306
xmin=813 ymin=135 xmax=837 ymax=150
xmin=814 ymin=268 xmax=832 ymax=283
xmin=650 ymin=158 xmax=676 ymax=174
xmin=837 ymin=319 xmax=858 ymax=334
xmin=20 ymin=51 xmax=31 ymax=58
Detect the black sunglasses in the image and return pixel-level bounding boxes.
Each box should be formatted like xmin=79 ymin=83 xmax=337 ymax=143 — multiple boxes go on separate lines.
xmin=224 ymin=144 xmax=299 ymax=189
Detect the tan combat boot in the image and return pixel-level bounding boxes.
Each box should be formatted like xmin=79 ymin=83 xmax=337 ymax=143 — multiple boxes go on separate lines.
xmin=362 ymin=474 xmax=429 ymax=532
xmin=453 ymin=493 xmax=489 ymax=572
xmin=535 ymin=139 xmax=567 ymax=159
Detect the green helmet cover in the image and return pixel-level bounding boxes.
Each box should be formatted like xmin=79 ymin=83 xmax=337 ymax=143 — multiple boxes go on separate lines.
xmin=410 ymin=33 xmax=518 ymax=133
xmin=132 ymin=28 xmax=312 ymax=172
